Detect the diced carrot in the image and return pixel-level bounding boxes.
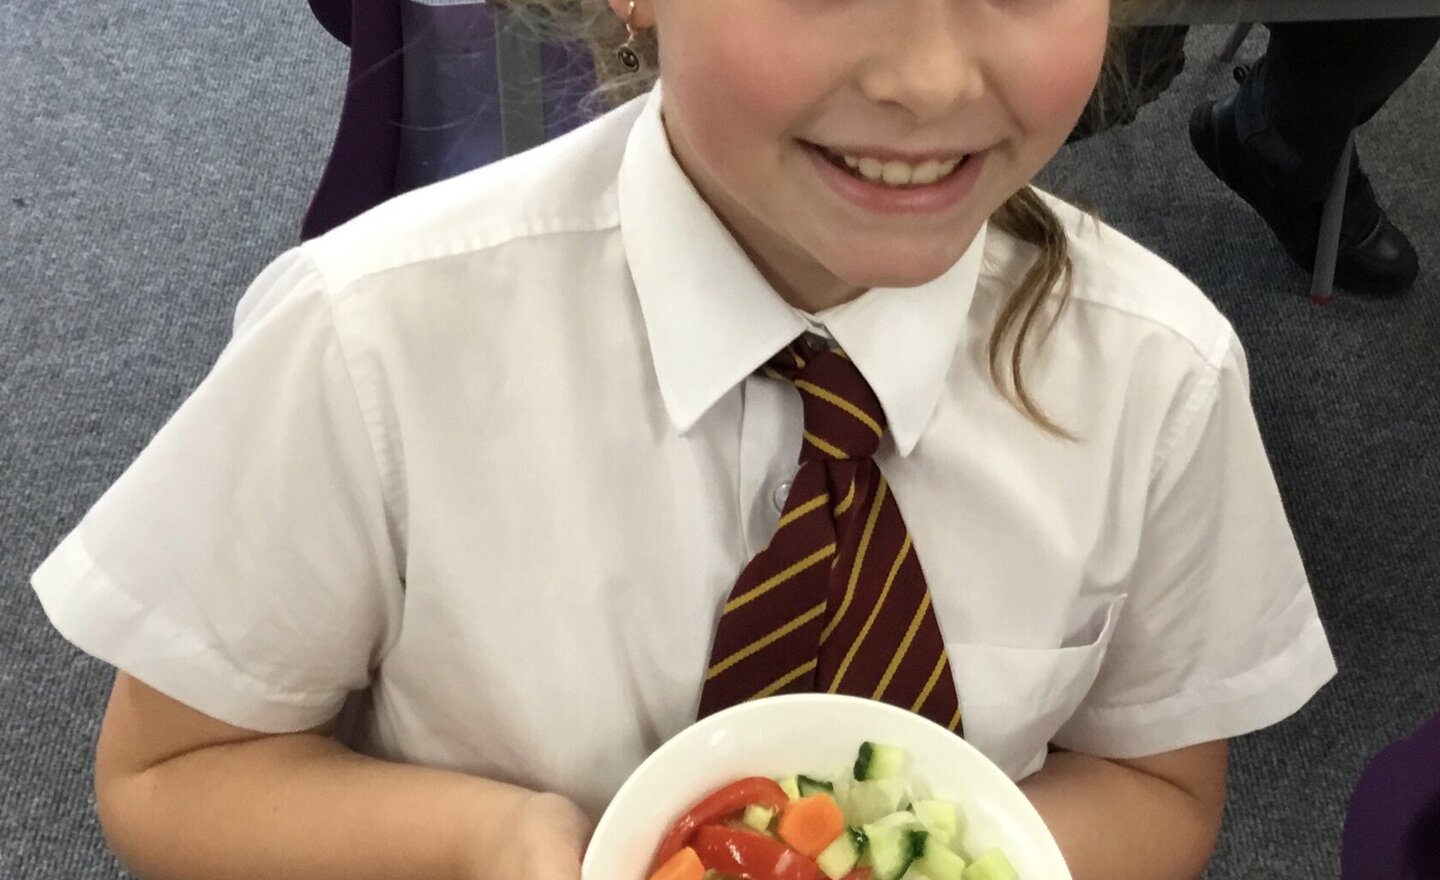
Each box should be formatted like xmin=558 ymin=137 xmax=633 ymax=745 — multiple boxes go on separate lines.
xmin=649 ymin=846 xmax=704 ymax=880
xmin=776 ymin=794 xmax=846 ymax=859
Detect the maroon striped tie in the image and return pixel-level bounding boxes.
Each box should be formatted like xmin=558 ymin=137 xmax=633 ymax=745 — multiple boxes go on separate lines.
xmin=698 ymin=339 xmax=962 ymax=733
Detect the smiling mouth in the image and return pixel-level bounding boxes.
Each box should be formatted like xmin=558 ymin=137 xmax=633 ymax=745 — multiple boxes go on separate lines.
xmin=804 ymin=142 xmax=972 ymax=188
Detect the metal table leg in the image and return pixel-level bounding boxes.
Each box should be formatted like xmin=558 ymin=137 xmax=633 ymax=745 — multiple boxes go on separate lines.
xmin=1311 ymin=129 xmax=1356 ymax=305
xmin=1220 ymin=22 xmax=1255 ymax=60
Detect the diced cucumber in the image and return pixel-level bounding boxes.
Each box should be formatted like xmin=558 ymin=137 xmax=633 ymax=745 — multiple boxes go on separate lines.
xmin=831 ymin=773 xmax=854 ymax=808
xmin=911 ymin=831 xmax=967 ymax=880
xmin=962 ymin=849 xmax=1018 ymax=880
xmin=872 ymin=811 xmax=925 ymax=832
xmin=911 ymin=800 xmax=960 ymax=844
xmin=817 ymin=827 xmax=868 ymax=880
xmin=743 ymin=804 xmax=776 ymax=832
xmin=854 ymin=742 xmax=908 ymax=780
xmin=860 ymin=825 xmax=918 ymax=880
xmin=798 ymin=774 xmax=835 ymax=797
xmin=844 ymin=778 xmax=908 ymax=825
xmin=778 ymin=776 xmax=802 ymax=800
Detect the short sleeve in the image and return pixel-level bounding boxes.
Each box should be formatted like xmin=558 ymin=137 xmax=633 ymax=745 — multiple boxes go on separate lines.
xmin=30 ymin=249 xmax=404 ymax=734
xmin=1052 ymin=326 xmax=1337 ymax=758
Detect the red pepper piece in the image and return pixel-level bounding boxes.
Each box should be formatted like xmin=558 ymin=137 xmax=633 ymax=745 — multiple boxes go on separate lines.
xmin=692 ymin=825 xmax=823 ymax=880
xmin=650 ymin=778 xmax=792 ymax=873
xmin=841 ymin=869 xmax=873 ymax=880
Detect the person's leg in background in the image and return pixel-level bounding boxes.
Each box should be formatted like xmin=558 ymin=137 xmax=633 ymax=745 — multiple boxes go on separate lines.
xmin=1190 ymin=18 xmax=1440 ymax=295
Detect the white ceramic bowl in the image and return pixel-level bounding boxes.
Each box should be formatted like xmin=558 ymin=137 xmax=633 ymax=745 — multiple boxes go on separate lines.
xmin=582 ymin=694 xmax=1070 ymax=880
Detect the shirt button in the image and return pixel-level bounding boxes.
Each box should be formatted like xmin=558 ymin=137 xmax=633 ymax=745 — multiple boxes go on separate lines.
xmin=772 ymin=480 xmax=793 ymax=512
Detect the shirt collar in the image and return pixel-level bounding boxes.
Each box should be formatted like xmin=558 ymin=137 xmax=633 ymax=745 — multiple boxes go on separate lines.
xmin=619 ymin=81 xmax=985 ymax=457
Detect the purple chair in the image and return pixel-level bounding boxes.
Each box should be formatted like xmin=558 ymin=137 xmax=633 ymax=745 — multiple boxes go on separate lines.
xmin=302 ymin=0 xmax=600 ymax=240
xmin=1342 ymin=709 xmax=1440 ymax=880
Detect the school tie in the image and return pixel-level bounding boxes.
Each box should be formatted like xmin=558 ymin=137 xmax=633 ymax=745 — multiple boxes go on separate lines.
xmin=698 ymin=337 xmax=962 ymax=734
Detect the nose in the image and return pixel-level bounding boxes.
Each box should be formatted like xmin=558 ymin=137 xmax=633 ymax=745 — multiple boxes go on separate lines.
xmin=858 ymin=1 xmax=984 ymax=121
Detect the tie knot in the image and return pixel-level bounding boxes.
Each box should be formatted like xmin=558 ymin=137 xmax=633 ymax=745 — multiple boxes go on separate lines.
xmin=766 ymin=338 xmax=887 ymax=462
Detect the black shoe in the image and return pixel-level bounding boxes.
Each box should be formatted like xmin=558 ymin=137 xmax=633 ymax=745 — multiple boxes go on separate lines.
xmin=1188 ymin=97 xmax=1419 ymax=296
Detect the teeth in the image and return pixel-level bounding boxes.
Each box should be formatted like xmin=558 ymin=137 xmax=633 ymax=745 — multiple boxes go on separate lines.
xmin=910 ymin=160 xmax=946 ymax=185
xmin=838 ymin=151 xmax=963 ymax=187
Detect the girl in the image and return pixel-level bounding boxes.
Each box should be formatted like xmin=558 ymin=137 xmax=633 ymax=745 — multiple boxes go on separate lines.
xmin=31 ymin=1 xmax=1336 ymax=879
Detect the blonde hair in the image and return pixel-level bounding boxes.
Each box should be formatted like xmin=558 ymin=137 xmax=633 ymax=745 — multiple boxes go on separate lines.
xmin=506 ymin=0 xmax=1143 ymax=436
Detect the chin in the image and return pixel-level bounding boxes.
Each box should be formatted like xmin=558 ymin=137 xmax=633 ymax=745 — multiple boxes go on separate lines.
xmin=824 ymin=246 xmax=969 ymax=290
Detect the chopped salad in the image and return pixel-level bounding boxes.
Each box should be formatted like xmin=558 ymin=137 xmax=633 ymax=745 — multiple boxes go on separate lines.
xmin=647 ymin=743 xmax=1019 ymax=880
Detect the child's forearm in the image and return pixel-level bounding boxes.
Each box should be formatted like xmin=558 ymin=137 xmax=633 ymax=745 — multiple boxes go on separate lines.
xmin=100 ymin=730 xmax=533 ymax=880
xmin=1018 ymin=745 xmax=1226 ymax=880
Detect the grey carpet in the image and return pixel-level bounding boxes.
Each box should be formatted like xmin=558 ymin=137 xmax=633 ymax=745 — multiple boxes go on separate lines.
xmin=2 ymin=3 xmax=1437 ymax=877
xmin=1045 ymin=29 xmax=1440 ymax=876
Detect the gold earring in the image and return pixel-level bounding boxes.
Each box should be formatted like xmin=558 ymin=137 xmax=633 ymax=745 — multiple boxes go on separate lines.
xmin=617 ymin=0 xmax=642 ymax=72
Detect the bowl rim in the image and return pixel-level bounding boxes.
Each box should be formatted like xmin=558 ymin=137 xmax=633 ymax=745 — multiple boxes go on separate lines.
xmin=583 ymin=693 xmax=1071 ymax=880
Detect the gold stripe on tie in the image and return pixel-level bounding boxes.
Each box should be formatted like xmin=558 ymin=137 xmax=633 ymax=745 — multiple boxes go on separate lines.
xmin=829 ymin=533 xmax=913 ymax=692
xmin=794 ymin=380 xmax=884 ymax=438
xmin=948 ymin=706 xmax=962 ymax=731
xmin=832 ymin=479 xmax=856 ymax=517
xmin=872 ymin=593 xmax=932 ymax=700
xmin=763 ymin=366 xmax=787 ymax=382
xmin=753 ymin=658 xmax=818 ymax=700
xmin=724 ymin=543 xmax=837 ymax=613
xmin=912 ymin=651 xmax=949 ymax=713
xmin=707 ymin=602 xmax=827 ymax=679
xmin=821 ymin=478 xmax=888 ymax=643
xmin=776 ymin=494 xmax=828 ymax=531
xmin=803 ymin=431 xmax=849 ymax=460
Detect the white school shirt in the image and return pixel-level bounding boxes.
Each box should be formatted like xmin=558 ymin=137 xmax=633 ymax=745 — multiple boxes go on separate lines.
xmin=32 ymin=81 xmax=1335 ymax=820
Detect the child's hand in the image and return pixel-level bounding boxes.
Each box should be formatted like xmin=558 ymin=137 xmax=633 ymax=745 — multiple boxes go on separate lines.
xmin=462 ymin=790 xmax=594 ymax=880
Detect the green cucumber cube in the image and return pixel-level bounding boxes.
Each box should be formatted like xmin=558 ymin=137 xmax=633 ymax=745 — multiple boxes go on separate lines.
xmin=854 ymin=742 xmax=908 ymax=780
xmin=872 ymin=811 xmax=925 ymax=832
xmin=962 ymin=849 xmax=1018 ymax=880
xmin=743 ymin=804 xmax=776 ymax=832
xmin=912 ymin=831 xmax=967 ymax=880
xmin=860 ymin=824 xmax=917 ymax=880
xmin=844 ymin=778 xmax=908 ymax=826
xmin=817 ymin=827 xmax=868 ymax=880
xmin=911 ymin=800 xmax=960 ymax=843
xmin=799 ymin=775 xmax=837 ymax=797
xmin=778 ymin=776 xmax=802 ymax=800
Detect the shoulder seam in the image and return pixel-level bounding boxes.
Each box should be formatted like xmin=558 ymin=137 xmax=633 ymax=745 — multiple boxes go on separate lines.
xmin=292 ymin=249 xmax=410 ymax=578
xmin=302 ymin=210 xmax=621 ymax=296
xmin=1147 ymin=324 xmax=1238 ymax=486
xmin=1063 ymin=288 xmax=1231 ymax=370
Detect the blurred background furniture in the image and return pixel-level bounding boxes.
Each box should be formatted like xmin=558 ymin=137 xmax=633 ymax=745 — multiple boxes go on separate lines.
xmin=301 ymin=0 xmax=1439 ymax=301
xmin=302 ymin=0 xmax=598 ymax=239
xmin=1340 ymin=708 xmax=1440 ymax=880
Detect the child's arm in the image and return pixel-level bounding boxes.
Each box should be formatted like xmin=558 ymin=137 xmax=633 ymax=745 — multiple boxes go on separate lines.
xmin=1019 ymin=740 xmax=1227 ymax=880
xmin=94 ymin=672 xmax=592 ymax=880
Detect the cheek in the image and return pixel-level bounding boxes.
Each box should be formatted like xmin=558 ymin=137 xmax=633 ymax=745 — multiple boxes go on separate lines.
xmin=999 ymin=7 xmax=1110 ymax=135
xmin=660 ymin=14 xmax=825 ymax=171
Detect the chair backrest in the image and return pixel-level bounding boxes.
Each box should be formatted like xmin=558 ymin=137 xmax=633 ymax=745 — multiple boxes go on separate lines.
xmin=1341 ymin=708 xmax=1440 ymax=880
xmin=303 ymin=0 xmax=599 ymax=240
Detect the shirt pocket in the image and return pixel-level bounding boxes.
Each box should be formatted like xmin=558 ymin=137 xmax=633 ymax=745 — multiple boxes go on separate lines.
xmin=946 ymin=594 xmax=1128 ymax=781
